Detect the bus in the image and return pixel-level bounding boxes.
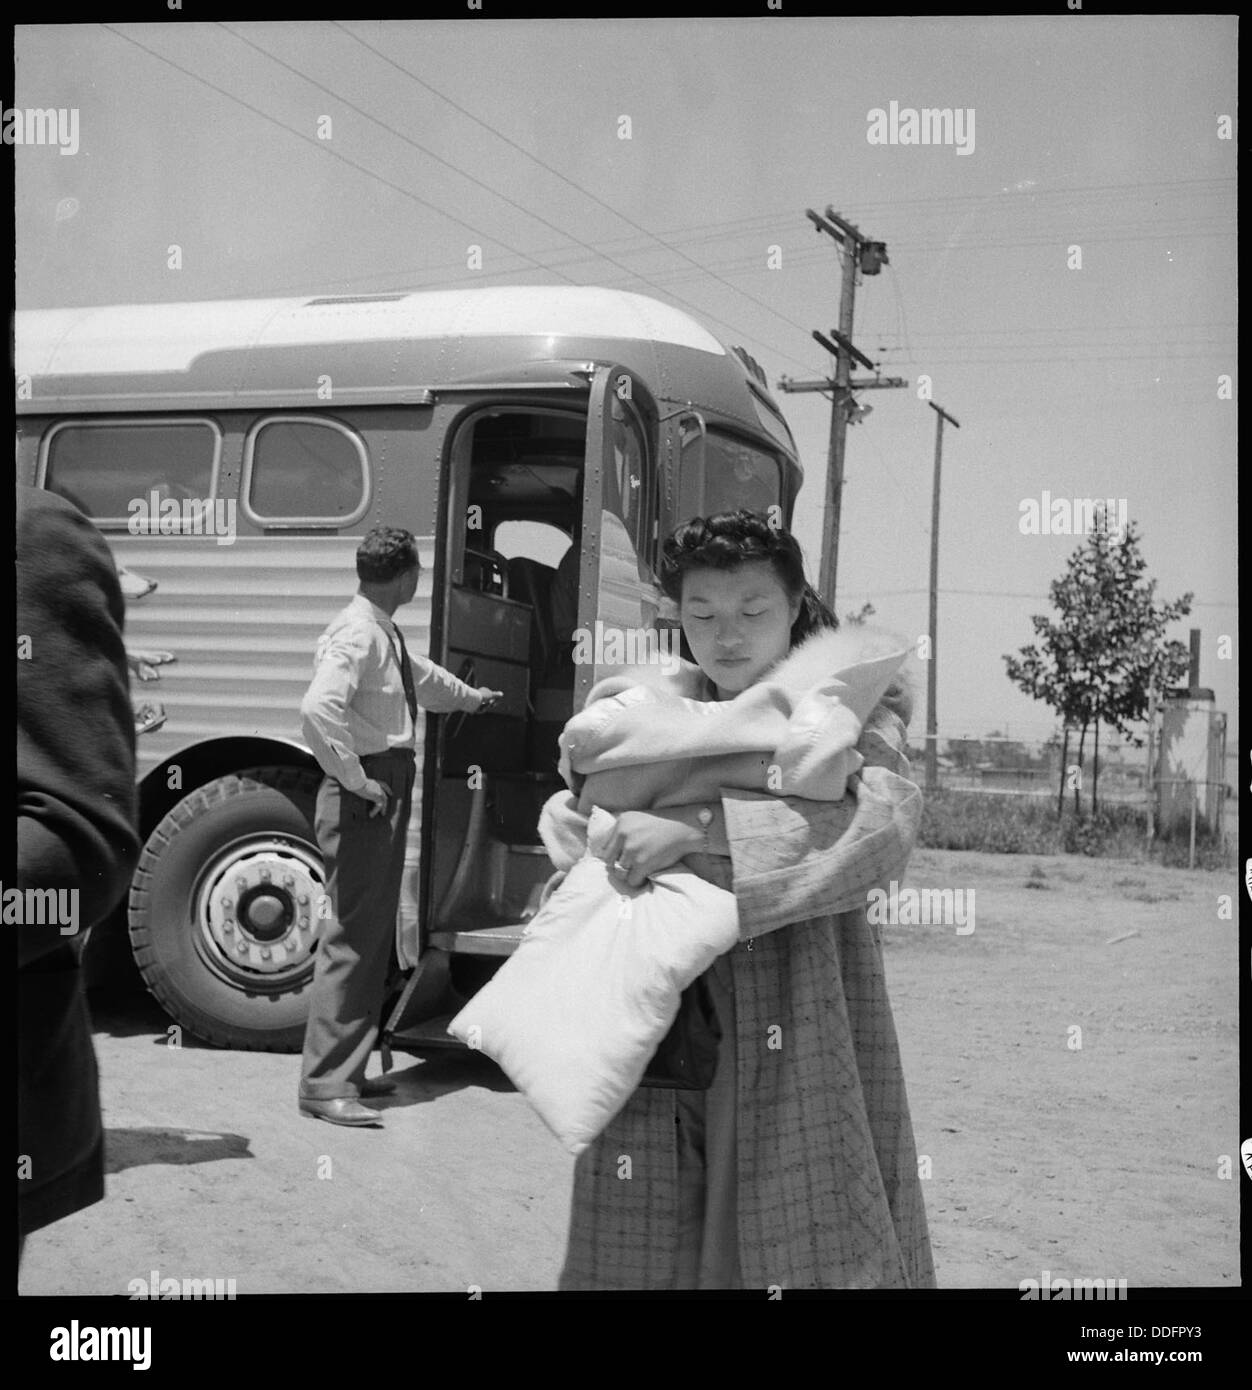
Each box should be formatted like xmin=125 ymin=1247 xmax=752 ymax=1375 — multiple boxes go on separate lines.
xmin=15 ymin=285 xmax=803 ymax=1054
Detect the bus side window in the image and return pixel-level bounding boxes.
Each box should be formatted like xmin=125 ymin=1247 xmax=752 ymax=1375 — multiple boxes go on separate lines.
xmin=41 ymin=418 xmax=220 ymax=525
xmin=243 ymin=416 xmax=368 ymax=526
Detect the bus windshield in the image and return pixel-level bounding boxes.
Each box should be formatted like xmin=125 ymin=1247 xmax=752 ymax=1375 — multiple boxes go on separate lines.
xmin=678 ymin=427 xmax=782 ymax=524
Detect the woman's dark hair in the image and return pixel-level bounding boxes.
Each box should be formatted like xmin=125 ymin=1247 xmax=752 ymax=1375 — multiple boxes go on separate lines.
xmin=659 ymin=509 xmax=838 ymax=647
xmin=357 ymin=525 xmax=420 ymax=583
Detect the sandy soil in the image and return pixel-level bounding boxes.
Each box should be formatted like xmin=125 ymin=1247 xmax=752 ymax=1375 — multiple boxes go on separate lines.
xmin=19 ymin=849 xmax=1238 ymax=1294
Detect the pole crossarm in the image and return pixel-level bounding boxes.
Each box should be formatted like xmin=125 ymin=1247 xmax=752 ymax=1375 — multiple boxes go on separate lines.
xmin=806 ymin=207 xmax=855 ymax=244
xmin=776 ymin=375 xmax=907 ymax=393
xmin=805 ymin=206 xmax=869 ymax=245
xmin=826 ymin=328 xmax=876 ymax=372
xmin=777 ymin=377 xmax=838 ymax=394
xmin=928 ymin=400 xmax=962 ymax=429
xmin=811 ymin=328 xmax=844 ymax=360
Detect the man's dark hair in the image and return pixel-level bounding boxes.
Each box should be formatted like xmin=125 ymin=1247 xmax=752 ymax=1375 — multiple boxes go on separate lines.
xmin=356 ymin=526 xmax=419 ymax=583
xmin=659 ymin=509 xmax=838 ymax=647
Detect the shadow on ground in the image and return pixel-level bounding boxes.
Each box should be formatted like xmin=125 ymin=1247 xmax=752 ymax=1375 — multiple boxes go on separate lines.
xmin=104 ymin=1127 xmax=253 ymax=1174
xmin=370 ymin=1049 xmax=515 ymax=1107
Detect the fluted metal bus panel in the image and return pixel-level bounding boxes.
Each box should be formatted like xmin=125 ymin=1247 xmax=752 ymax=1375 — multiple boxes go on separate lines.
xmin=108 ymin=531 xmax=435 ymax=967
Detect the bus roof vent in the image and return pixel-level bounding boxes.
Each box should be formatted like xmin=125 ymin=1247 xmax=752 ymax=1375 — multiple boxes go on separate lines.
xmin=304 ymin=293 xmax=409 ymax=306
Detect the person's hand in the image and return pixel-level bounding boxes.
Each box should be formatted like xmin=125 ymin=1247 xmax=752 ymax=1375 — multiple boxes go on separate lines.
xmin=604 ymin=811 xmax=702 ymax=890
xmin=475 ymin=687 xmax=505 ymax=711
xmin=126 ymin=649 xmax=176 ymax=682
xmin=358 ymin=778 xmax=391 ymax=818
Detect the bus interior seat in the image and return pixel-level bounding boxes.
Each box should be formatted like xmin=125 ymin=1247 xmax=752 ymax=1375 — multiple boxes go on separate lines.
xmin=502 ymin=554 xmax=578 ymax=779
xmin=463 ymin=547 xmax=509 ymax=596
xmin=505 ymin=555 xmax=556 ymax=676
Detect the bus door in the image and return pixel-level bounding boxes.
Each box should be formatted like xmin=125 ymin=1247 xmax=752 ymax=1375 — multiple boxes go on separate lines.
xmin=382 ymin=366 xmax=661 ymax=1044
xmin=574 ymin=365 xmax=663 ymax=708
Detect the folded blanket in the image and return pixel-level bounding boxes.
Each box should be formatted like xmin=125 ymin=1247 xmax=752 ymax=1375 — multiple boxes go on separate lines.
xmin=448 ymin=628 xmax=913 ymax=1154
xmin=559 ymin=632 xmax=908 ymax=810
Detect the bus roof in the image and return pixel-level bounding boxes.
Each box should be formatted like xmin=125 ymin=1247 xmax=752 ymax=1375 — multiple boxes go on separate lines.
xmin=13 ymin=286 xmax=799 ymax=449
xmin=17 ymin=285 xmax=727 ymax=378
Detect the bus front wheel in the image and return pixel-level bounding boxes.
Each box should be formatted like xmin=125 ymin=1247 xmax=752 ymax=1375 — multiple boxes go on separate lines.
xmin=128 ymin=766 xmax=327 ymax=1052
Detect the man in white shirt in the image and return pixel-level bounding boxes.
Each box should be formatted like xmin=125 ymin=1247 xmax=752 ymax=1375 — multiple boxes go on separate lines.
xmin=298 ymin=526 xmax=501 ymax=1127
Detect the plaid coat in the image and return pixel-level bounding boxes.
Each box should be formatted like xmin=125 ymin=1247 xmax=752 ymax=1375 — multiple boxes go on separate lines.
xmin=558 ymin=702 xmax=936 ymax=1291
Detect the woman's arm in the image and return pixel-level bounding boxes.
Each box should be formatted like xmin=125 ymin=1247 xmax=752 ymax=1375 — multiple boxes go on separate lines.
xmin=661 ymin=704 xmax=908 ymax=860
xmin=719 ymin=705 xmax=921 ymax=942
xmin=651 ymin=802 xmax=730 ymax=856
xmin=602 ymin=805 xmax=727 ymax=889
xmin=719 ymin=770 xmax=920 ymax=940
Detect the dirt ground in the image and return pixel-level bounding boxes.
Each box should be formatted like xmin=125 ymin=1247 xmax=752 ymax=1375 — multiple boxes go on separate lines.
xmin=18 ymin=848 xmax=1239 ymax=1294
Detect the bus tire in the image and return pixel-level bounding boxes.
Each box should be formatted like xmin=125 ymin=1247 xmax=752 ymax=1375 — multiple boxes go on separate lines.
xmin=128 ymin=765 xmax=328 ymax=1052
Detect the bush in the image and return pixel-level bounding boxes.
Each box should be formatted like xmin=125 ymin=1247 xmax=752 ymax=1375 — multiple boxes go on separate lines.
xmin=918 ymin=790 xmax=1054 ymax=854
xmin=915 ymin=789 xmax=1231 ymax=867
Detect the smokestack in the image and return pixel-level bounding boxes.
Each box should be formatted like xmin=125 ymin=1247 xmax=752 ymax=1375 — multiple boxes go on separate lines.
xmin=1188 ymin=628 xmax=1201 ymax=694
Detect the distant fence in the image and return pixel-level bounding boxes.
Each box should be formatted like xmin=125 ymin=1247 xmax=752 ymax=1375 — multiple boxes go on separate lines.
xmin=907 ymin=733 xmax=1232 ymax=840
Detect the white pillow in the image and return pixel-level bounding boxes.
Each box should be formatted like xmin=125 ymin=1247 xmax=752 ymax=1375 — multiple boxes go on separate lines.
xmin=447 ymin=847 xmax=739 ymax=1156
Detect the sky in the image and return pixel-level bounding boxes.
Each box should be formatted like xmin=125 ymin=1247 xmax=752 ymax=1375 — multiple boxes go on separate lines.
xmin=14 ymin=15 xmax=1238 ymax=752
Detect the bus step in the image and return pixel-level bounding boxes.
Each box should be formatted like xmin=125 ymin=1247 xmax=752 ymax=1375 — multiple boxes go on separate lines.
xmin=385 ymin=1012 xmax=466 ymax=1053
xmin=428 ymin=923 xmax=527 ymax=956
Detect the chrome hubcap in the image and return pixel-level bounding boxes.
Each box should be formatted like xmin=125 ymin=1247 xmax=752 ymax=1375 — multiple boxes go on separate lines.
xmin=197 ymin=839 xmax=325 ymax=977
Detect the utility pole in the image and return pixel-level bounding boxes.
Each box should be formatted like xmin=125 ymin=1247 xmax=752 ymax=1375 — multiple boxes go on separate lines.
xmin=926 ymin=401 xmax=960 ymax=794
xmin=777 ymin=207 xmax=904 ymax=610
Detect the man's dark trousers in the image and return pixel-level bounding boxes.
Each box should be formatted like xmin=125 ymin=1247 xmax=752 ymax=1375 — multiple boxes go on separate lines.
xmin=299 ymin=748 xmax=416 ymax=1100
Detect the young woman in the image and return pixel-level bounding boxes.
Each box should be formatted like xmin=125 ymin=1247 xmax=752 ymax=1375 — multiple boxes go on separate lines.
xmin=558 ymin=509 xmax=936 ymax=1290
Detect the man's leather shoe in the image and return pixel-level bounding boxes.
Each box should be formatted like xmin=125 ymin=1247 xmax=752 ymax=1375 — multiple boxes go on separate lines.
xmin=298 ymin=1096 xmax=383 ymax=1127
xmin=360 ymin=1077 xmax=396 ymax=1097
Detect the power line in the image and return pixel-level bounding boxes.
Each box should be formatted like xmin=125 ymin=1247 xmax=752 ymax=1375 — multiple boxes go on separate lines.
xmin=325 ymin=21 xmax=824 ymax=345
xmin=218 ymin=24 xmax=673 ymax=297
xmin=220 ymin=22 xmax=823 ymax=378
xmin=574 ymin=174 xmax=1235 ymax=242
xmin=563 ymin=221 xmax=1236 ymax=298
xmin=864 ymin=351 xmax=1232 ymax=366
xmin=884 ymin=321 xmax=1237 ymax=339
xmin=110 ymin=21 xmax=811 ymax=376
xmin=852 ymin=420 xmax=933 ymax=549
xmin=99 ymin=24 xmax=581 ymax=288
xmin=227 ymin=175 xmax=1235 ymax=278
xmin=584 ymin=191 xmax=1236 ymax=262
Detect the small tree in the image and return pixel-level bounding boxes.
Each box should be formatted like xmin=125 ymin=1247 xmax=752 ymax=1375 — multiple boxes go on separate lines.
xmin=1004 ymin=514 xmax=1192 ymax=817
xmin=843 ymin=601 xmax=876 ymax=626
